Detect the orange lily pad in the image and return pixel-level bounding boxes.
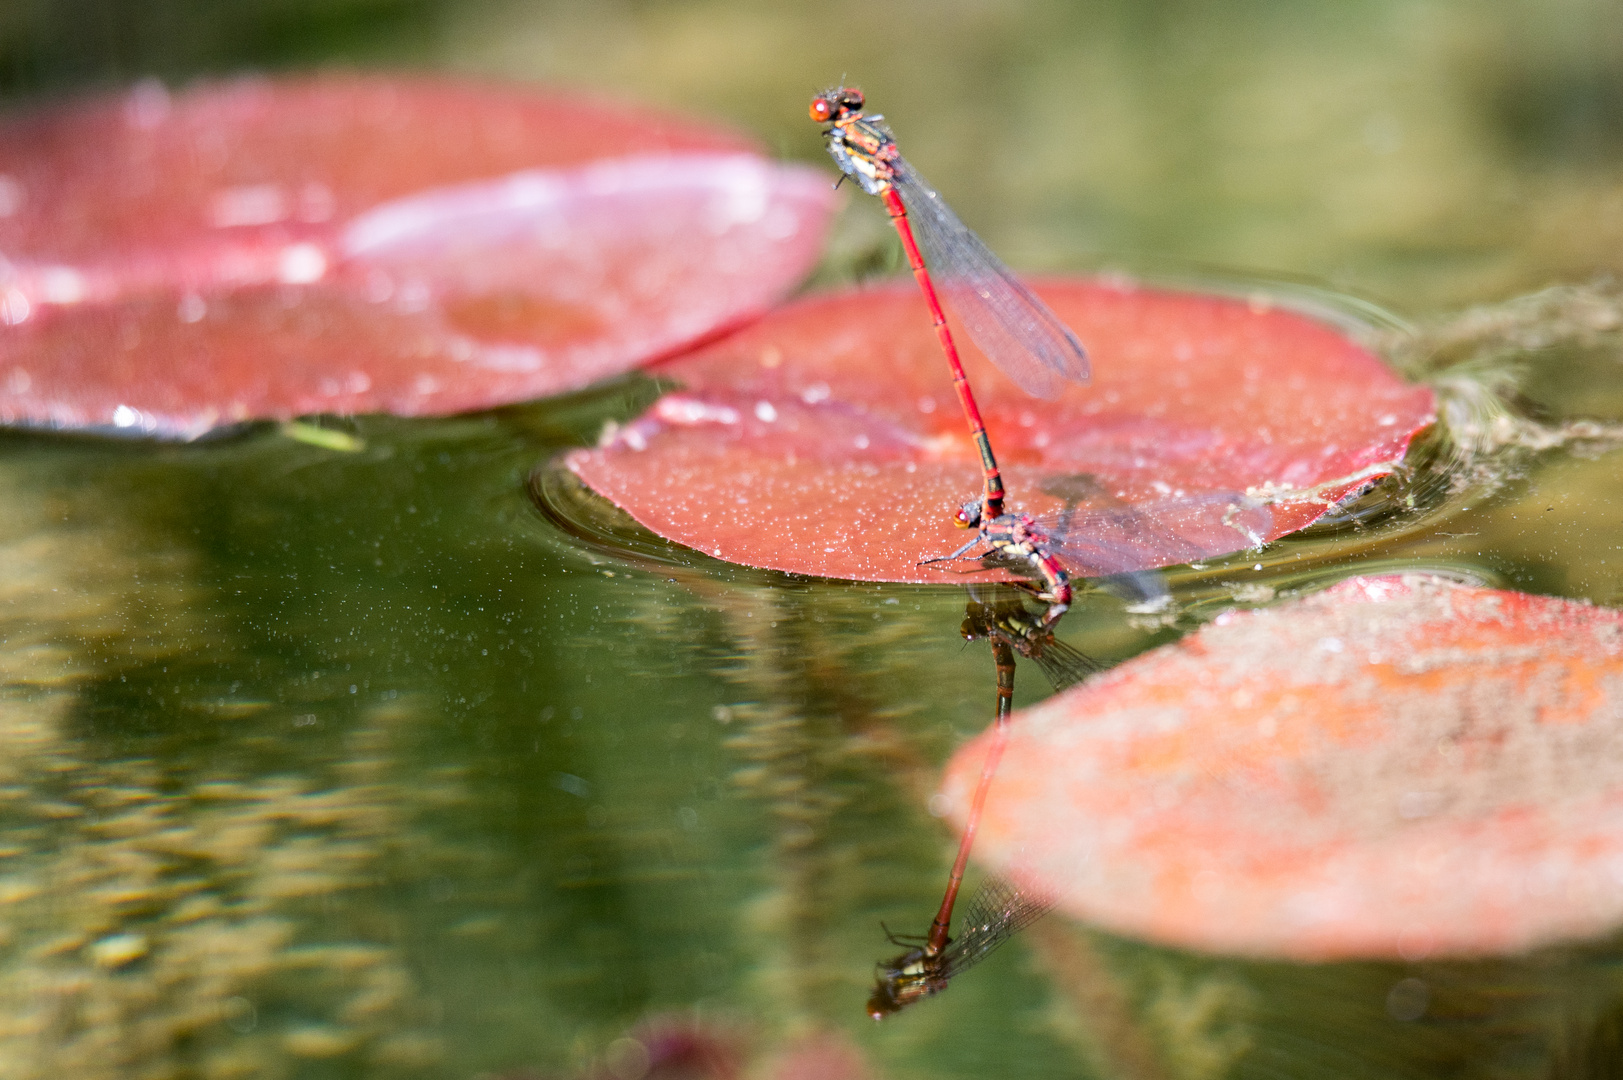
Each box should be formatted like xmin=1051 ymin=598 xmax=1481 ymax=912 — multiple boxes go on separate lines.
xmin=568 ymin=281 xmax=1434 ymax=582
xmin=941 ymin=574 xmax=1623 ymax=959
xmin=0 ymin=76 xmax=833 ymax=436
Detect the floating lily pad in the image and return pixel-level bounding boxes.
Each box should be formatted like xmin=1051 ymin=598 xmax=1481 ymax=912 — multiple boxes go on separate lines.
xmin=567 ymin=281 xmax=1435 ymax=582
xmin=0 ymin=74 xmax=756 ymax=299
xmin=0 ymin=76 xmax=833 ymax=436
xmin=941 ymin=574 xmax=1623 ymax=959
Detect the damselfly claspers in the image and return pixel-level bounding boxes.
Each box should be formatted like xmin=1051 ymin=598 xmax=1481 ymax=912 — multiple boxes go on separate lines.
xmin=930 ymin=490 xmax=1276 ymax=627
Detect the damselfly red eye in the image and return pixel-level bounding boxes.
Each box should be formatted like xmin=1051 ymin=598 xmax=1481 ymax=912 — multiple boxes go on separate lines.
xmin=809 ymin=96 xmax=833 ymax=122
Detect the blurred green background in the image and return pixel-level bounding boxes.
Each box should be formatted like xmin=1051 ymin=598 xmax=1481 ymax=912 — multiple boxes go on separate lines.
xmin=7 ymin=0 xmax=1623 ymax=311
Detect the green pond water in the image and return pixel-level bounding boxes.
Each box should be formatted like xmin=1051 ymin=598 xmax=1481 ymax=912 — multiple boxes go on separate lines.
xmin=3 ymin=289 xmax=1623 ymax=1080
xmin=8 ymin=1 xmax=1623 ymax=1077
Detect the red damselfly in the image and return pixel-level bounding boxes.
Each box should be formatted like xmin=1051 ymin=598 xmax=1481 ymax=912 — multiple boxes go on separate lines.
xmin=867 ymin=594 xmax=1085 ymax=1019
xmin=933 ymin=489 xmax=1275 ymax=626
xmin=810 ymin=87 xmax=1089 ymax=524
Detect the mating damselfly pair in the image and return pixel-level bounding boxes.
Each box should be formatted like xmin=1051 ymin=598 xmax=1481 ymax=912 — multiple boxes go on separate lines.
xmin=812 ymin=86 xmax=1098 ymax=1017
xmin=810 ymin=86 xmax=1278 ymax=1016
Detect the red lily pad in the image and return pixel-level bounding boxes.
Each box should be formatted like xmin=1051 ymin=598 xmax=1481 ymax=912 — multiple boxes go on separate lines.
xmin=0 ymin=76 xmax=833 ymax=436
xmin=567 ymin=281 xmax=1434 ymax=582
xmin=941 ymin=574 xmax=1623 ymax=960
xmin=0 ymin=74 xmax=755 ymax=302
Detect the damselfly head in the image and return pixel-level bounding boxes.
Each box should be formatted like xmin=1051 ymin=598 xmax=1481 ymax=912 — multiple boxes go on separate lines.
xmin=866 ymin=948 xmax=939 ymax=1020
xmin=954 ymin=498 xmax=983 ymax=529
xmin=865 ymin=982 xmax=900 ymax=1020
xmin=963 ymin=602 xmax=1038 ymax=648
xmin=809 ymin=87 xmax=864 ymax=124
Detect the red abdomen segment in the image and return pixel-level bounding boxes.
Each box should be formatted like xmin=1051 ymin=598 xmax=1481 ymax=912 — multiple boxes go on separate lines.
xmin=1034 ymin=551 xmax=1072 ymax=623
xmin=878 ymin=185 xmax=1005 ymax=520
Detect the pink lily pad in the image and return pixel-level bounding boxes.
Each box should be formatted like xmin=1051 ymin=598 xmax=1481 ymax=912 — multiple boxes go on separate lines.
xmin=942 ymin=574 xmax=1623 ymax=960
xmin=0 ymin=74 xmax=757 ymax=301
xmin=568 ymin=281 xmax=1434 ymax=582
xmin=0 ymin=76 xmax=834 ymax=436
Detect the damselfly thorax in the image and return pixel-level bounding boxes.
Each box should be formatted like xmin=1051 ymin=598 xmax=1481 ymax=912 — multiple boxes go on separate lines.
xmin=826 ymin=114 xmax=899 ymax=195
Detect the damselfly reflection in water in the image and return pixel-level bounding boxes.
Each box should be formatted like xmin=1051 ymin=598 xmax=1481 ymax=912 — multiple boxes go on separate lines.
xmin=960 ymin=589 xmax=1103 ymax=693
xmin=868 ymin=877 xmax=1056 ymax=1019
xmin=867 ymin=591 xmax=1093 ymax=1018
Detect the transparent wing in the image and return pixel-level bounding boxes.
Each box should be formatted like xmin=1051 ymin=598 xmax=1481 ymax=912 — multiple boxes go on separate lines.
xmin=891 ymin=156 xmax=1090 ymax=399
xmin=1032 ymin=492 xmax=1274 ymax=577
xmin=963 ymin=589 xmax=1102 ymax=691
xmin=1020 ymin=634 xmax=1101 ymax=691
xmin=1093 ymin=569 xmax=1172 ymax=609
xmin=939 ymin=877 xmax=1054 ymax=979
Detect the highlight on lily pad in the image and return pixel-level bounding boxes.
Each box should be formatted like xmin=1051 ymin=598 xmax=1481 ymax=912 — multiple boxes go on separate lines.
xmin=941 ymin=573 xmax=1623 ymax=960
xmin=0 ymin=75 xmax=835 ymax=437
xmin=566 ymin=280 xmax=1436 ymax=583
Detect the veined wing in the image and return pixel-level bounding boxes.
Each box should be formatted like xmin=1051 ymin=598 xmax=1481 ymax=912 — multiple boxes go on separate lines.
xmin=939 ymin=877 xmax=1055 ymax=979
xmin=992 ymin=627 xmax=1102 ymax=692
xmin=1021 ymin=633 xmax=1102 ymax=691
xmin=964 ymin=588 xmax=1102 ymax=691
xmin=1033 ymin=492 xmax=1273 ymax=578
xmin=891 ymin=156 xmax=1090 ymax=400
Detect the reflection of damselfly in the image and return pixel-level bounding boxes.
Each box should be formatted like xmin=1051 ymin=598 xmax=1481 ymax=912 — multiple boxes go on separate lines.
xmin=867 ymin=495 xmax=1269 ymax=1017
xmin=933 ymin=490 xmax=1276 ymax=626
xmin=868 ymin=877 xmax=1054 ymax=1018
xmin=867 ymin=593 xmax=1090 ymax=1019
xmin=961 ymin=590 xmax=1102 ymax=692
xmin=810 ymin=87 xmax=1089 ymax=524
